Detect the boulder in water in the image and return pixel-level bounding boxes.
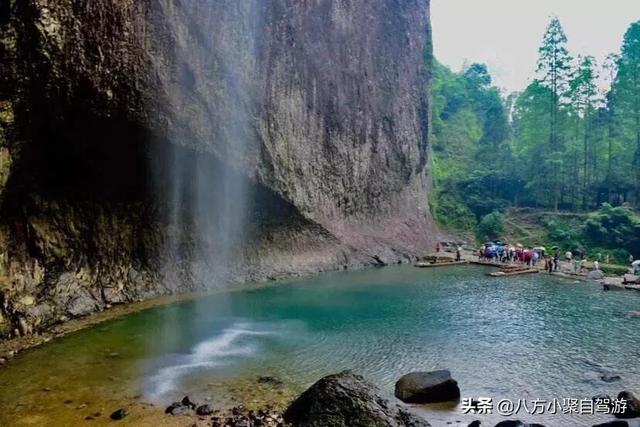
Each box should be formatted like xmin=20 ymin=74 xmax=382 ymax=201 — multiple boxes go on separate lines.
xmin=181 ymin=395 xmax=197 ymax=409
xmin=284 ymin=371 xmax=431 ymax=427
xmin=603 ymin=282 xmax=627 ymax=291
xmin=614 ymin=391 xmax=640 ymax=419
xmin=394 ymin=370 xmax=460 ymax=404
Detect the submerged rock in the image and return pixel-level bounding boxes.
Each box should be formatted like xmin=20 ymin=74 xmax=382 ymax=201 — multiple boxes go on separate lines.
xmin=394 ymin=370 xmax=460 ymax=404
xmin=601 ymin=374 xmax=622 ymax=383
xmin=165 ymin=401 xmax=192 ymax=416
xmin=604 ymin=283 xmax=627 ymax=291
xmin=258 ymin=375 xmax=286 ymax=388
xmin=196 ymin=404 xmax=214 ymax=416
xmin=109 ymin=408 xmax=128 ymax=420
xmin=284 ymin=371 xmax=430 ymax=426
xmin=615 ymin=391 xmax=640 ymax=419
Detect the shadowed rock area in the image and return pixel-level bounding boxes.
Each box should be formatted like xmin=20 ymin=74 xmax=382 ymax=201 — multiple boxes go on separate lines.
xmin=284 ymin=371 xmax=431 ymax=427
xmin=0 ymin=0 xmax=435 ymax=337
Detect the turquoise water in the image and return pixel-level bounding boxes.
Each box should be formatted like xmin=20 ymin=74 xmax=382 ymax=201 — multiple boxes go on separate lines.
xmin=2 ymin=265 xmax=640 ymax=426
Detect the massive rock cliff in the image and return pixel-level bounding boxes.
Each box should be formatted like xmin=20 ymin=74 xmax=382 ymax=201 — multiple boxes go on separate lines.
xmin=0 ymin=0 xmax=434 ymax=337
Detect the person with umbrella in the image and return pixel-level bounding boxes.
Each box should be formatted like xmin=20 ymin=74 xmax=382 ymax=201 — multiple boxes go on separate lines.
xmin=632 ymin=259 xmax=640 ymax=275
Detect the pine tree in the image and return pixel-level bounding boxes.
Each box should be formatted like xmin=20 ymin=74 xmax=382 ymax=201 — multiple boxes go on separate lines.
xmin=569 ymin=55 xmax=599 ymax=208
xmin=536 ymin=17 xmax=573 ymax=209
xmin=603 ymin=54 xmax=620 ymax=203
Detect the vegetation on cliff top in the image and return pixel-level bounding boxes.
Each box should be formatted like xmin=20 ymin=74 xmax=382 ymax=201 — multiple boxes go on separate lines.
xmin=430 ymin=18 xmax=640 ymax=260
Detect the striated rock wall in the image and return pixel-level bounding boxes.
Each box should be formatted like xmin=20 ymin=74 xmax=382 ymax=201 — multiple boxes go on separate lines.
xmin=0 ymin=0 xmax=435 ymax=338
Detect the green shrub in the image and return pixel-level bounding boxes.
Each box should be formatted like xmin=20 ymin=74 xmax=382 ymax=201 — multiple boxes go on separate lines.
xmin=586 ymin=247 xmax=631 ymax=265
xmin=545 ymin=219 xmax=582 ymax=250
xmin=599 ymin=264 xmax=630 ymax=276
xmin=477 ymin=211 xmax=504 ymax=242
xmin=429 ymin=190 xmax=477 ymax=233
xmin=583 ymin=204 xmax=640 ymax=257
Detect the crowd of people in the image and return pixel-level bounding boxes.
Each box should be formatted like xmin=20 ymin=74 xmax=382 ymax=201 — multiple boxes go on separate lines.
xmin=478 ymin=242 xmax=593 ymax=274
xmin=436 ymin=240 xmax=640 ymax=276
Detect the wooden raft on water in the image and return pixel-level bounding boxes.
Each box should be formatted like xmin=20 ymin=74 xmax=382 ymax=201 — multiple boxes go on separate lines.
xmin=414 ymin=256 xmax=468 ymax=268
xmin=488 ymin=265 xmax=539 ymax=277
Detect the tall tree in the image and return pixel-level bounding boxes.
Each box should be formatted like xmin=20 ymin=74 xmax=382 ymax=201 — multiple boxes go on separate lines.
xmin=614 ymin=21 xmax=640 ymax=205
xmin=536 ymin=17 xmax=573 ymax=209
xmin=603 ymin=54 xmax=620 ymax=203
xmin=569 ymin=55 xmax=599 ymax=208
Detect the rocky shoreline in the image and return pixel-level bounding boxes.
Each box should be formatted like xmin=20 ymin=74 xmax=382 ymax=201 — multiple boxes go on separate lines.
xmin=98 ymin=371 xmax=640 ymax=427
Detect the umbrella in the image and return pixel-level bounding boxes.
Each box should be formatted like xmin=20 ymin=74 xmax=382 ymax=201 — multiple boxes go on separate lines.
xmin=516 ymin=243 xmax=523 ymax=248
xmin=552 ymin=246 xmax=559 ymax=250
xmin=632 ymin=260 xmax=640 ymax=267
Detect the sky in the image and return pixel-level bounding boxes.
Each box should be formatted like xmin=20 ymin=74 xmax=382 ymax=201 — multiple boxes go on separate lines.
xmin=431 ymin=0 xmax=640 ymax=94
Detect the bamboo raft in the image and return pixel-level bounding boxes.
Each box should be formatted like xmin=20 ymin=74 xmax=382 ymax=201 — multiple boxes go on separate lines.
xmin=471 ymin=260 xmax=510 ymax=268
xmin=488 ymin=265 xmax=539 ymax=277
xmin=414 ymin=260 xmax=468 ymax=268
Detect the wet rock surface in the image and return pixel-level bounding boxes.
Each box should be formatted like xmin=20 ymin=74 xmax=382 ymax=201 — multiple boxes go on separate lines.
xmin=615 ymin=391 xmax=640 ymax=419
xmin=394 ymin=370 xmax=461 ymax=404
xmin=284 ymin=371 xmax=431 ymax=427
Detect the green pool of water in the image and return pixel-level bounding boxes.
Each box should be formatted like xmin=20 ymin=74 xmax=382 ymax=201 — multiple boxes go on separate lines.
xmin=1 ymin=265 xmax=639 ymax=426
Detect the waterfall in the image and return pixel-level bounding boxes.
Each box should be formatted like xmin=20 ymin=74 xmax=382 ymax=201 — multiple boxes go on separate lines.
xmin=152 ymin=0 xmax=263 ymax=289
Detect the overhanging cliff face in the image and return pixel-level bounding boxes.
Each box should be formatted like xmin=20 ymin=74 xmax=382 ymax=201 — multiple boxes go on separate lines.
xmin=0 ymin=0 xmax=434 ymax=337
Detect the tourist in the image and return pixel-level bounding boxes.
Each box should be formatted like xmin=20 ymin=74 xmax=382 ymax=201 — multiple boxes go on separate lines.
xmin=565 ymin=250 xmax=573 ymax=261
xmin=605 ymin=254 xmax=611 ymax=264
xmin=633 ymin=259 xmax=640 ymax=275
xmin=594 ymin=260 xmax=600 ymax=271
xmin=553 ymin=253 xmax=559 ymax=272
xmin=547 ymin=256 xmax=553 ymax=274
xmin=436 ymin=241 xmax=441 ymax=253
xmin=456 ymin=246 xmax=462 ymax=262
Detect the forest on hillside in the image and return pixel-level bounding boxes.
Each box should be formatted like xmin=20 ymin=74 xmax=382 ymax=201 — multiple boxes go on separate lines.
xmin=430 ymin=18 xmax=640 ymax=260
